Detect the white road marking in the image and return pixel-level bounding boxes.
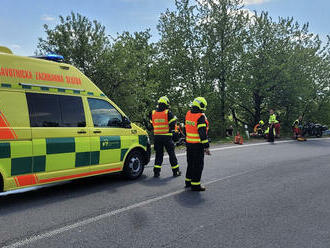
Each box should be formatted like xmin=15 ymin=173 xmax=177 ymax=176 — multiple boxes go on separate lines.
xmin=2 ymin=169 xmax=260 ymax=248
xmin=150 ymin=137 xmax=330 ymax=161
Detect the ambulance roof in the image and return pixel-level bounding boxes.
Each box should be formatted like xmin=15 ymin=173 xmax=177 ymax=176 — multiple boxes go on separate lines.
xmin=0 ymin=51 xmax=105 ymax=97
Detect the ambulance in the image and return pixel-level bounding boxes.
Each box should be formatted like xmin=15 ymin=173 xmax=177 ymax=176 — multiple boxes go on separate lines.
xmin=0 ymin=46 xmax=151 ymax=192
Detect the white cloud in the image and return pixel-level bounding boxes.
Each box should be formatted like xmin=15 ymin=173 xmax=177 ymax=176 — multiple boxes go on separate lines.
xmin=243 ymin=0 xmax=271 ymax=5
xmin=11 ymin=44 xmax=21 ymax=49
xmin=41 ymin=15 xmax=55 ymax=21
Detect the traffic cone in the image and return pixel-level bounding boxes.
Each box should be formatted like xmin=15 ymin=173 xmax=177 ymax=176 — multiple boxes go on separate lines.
xmin=234 ymin=132 xmax=243 ymax=145
xmin=239 ymin=135 xmax=244 ymax=145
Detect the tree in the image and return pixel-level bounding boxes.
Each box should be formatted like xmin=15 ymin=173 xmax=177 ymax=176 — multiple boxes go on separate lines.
xmin=97 ymin=30 xmax=158 ymax=124
xmin=37 ymin=12 xmax=110 ymax=80
xmin=157 ymin=0 xmax=249 ymax=136
xmin=197 ymin=0 xmax=249 ymax=136
xmin=37 ymin=13 xmax=158 ymax=125
xmin=228 ymin=11 xmax=330 ymax=131
xmin=36 ymin=8 xmax=330 ymax=137
xmin=157 ymin=0 xmax=203 ymax=120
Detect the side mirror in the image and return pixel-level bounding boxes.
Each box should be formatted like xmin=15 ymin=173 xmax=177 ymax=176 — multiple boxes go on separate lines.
xmin=122 ymin=116 xmax=131 ymax=128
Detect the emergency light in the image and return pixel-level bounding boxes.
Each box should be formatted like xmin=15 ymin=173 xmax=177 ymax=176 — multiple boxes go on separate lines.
xmin=31 ymin=54 xmax=64 ymax=62
xmin=45 ymin=54 xmax=64 ymax=62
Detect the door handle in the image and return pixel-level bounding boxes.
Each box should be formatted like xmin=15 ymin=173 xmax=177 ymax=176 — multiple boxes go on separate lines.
xmin=77 ymin=130 xmax=87 ymax=134
xmin=94 ymin=130 xmax=102 ymax=134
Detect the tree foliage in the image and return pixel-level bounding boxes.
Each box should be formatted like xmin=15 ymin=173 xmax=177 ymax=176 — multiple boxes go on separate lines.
xmin=97 ymin=30 xmax=158 ymax=125
xmin=37 ymin=12 xmax=109 ymax=79
xmin=37 ymin=3 xmax=330 ymax=137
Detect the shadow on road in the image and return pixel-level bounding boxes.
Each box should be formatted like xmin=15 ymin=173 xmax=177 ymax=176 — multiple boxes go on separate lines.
xmin=0 ymin=173 xmax=148 ymax=216
xmin=174 ymin=191 xmax=206 ymax=208
xmin=138 ymin=176 xmax=176 ymax=187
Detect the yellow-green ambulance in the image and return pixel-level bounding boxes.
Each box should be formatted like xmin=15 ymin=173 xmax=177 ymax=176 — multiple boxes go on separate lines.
xmin=0 ymin=46 xmax=150 ymax=192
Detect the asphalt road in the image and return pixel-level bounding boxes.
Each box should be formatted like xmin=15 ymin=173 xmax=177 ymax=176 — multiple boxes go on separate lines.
xmin=1 ymin=138 xmax=330 ymax=248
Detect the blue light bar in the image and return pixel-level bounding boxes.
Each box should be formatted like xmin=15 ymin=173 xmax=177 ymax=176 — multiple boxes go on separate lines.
xmin=46 ymin=54 xmax=64 ymax=62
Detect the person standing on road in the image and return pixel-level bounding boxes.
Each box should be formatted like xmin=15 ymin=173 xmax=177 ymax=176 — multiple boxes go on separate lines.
xmin=185 ymin=97 xmax=211 ymax=191
xmin=150 ymin=96 xmax=181 ymax=178
xmin=274 ymin=114 xmax=281 ymax=138
xmin=268 ymin=109 xmax=278 ymax=142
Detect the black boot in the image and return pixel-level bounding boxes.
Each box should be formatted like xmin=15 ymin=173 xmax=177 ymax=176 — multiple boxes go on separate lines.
xmin=185 ymin=178 xmax=191 ymax=188
xmin=154 ymin=171 xmax=160 ymax=178
xmin=173 ymin=169 xmax=182 ymax=177
xmin=154 ymin=168 xmax=160 ymax=178
xmin=191 ymin=185 xmax=206 ymax=191
xmin=185 ymin=182 xmax=191 ymax=188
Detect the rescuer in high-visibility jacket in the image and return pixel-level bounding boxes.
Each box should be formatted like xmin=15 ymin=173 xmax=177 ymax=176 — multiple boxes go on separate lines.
xmin=185 ymin=97 xmax=210 ymax=191
xmin=292 ymin=116 xmax=306 ymax=140
xmin=253 ymin=120 xmax=265 ymax=135
xmin=150 ymin=96 xmax=181 ymax=178
xmin=268 ymin=109 xmax=278 ymax=142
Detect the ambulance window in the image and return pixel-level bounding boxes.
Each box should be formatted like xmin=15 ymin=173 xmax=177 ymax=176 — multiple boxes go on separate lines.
xmin=27 ymin=93 xmax=61 ymax=127
xmin=88 ymin=98 xmax=123 ymax=127
xmin=59 ymin=95 xmax=86 ymax=127
xmin=26 ymin=93 xmax=86 ymax=127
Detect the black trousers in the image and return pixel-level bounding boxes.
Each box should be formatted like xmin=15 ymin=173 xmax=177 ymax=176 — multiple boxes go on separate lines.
xmin=186 ymin=143 xmax=204 ymax=184
xmin=154 ymin=135 xmax=179 ymax=172
xmin=268 ymin=125 xmax=275 ymax=142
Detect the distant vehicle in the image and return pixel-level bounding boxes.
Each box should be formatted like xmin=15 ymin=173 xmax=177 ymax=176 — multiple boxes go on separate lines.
xmin=303 ymin=122 xmax=328 ymax=138
xmin=0 ymin=46 xmax=150 ymax=193
xmin=323 ymin=129 xmax=330 ymax=136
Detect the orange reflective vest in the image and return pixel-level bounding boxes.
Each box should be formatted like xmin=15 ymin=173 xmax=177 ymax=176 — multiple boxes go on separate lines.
xmin=152 ymin=110 xmax=170 ymax=135
xmin=253 ymin=124 xmax=259 ymax=133
xmin=175 ymin=123 xmax=179 ymax=132
xmin=185 ymin=111 xmax=209 ymax=144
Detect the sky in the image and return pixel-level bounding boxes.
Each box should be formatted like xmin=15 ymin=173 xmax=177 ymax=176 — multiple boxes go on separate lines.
xmin=0 ymin=0 xmax=329 ymax=56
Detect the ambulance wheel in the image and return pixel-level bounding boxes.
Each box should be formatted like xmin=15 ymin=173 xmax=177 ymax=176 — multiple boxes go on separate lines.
xmin=123 ymin=151 xmax=144 ymax=180
xmin=0 ymin=174 xmax=3 ymax=192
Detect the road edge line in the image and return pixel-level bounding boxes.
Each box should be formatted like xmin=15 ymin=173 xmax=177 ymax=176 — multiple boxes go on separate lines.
xmin=150 ymin=137 xmax=330 ymax=162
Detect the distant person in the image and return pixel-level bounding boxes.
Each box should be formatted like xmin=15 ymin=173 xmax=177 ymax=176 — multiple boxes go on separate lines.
xmin=274 ymin=114 xmax=281 ymax=138
xmin=253 ymin=120 xmax=265 ymax=136
xmin=226 ymin=125 xmax=234 ymax=136
xmin=292 ymin=116 xmax=306 ymax=140
xmin=268 ymin=109 xmax=278 ymax=142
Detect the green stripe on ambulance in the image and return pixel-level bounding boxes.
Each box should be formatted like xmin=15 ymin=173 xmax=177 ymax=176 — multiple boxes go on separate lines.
xmin=0 ymin=135 xmax=148 ymax=177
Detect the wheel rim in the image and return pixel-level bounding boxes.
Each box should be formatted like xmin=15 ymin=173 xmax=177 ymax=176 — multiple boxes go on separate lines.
xmin=128 ymin=156 xmax=141 ymax=175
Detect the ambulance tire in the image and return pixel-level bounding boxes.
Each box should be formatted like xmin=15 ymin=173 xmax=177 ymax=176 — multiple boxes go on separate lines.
xmin=0 ymin=174 xmax=3 ymax=192
xmin=123 ymin=151 xmax=144 ymax=180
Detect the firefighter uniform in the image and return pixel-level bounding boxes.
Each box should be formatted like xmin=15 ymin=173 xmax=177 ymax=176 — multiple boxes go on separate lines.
xmin=185 ymin=97 xmax=210 ymax=191
xmin=292 ymin=119 xmax=301 ymax=138
xmin=253 ymin=120 xmax=265 ymax=135
xmin=292 ymin=116 xmax=305 ymax=140
xmin=150 ymin=96 xmax=181 ymax=178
